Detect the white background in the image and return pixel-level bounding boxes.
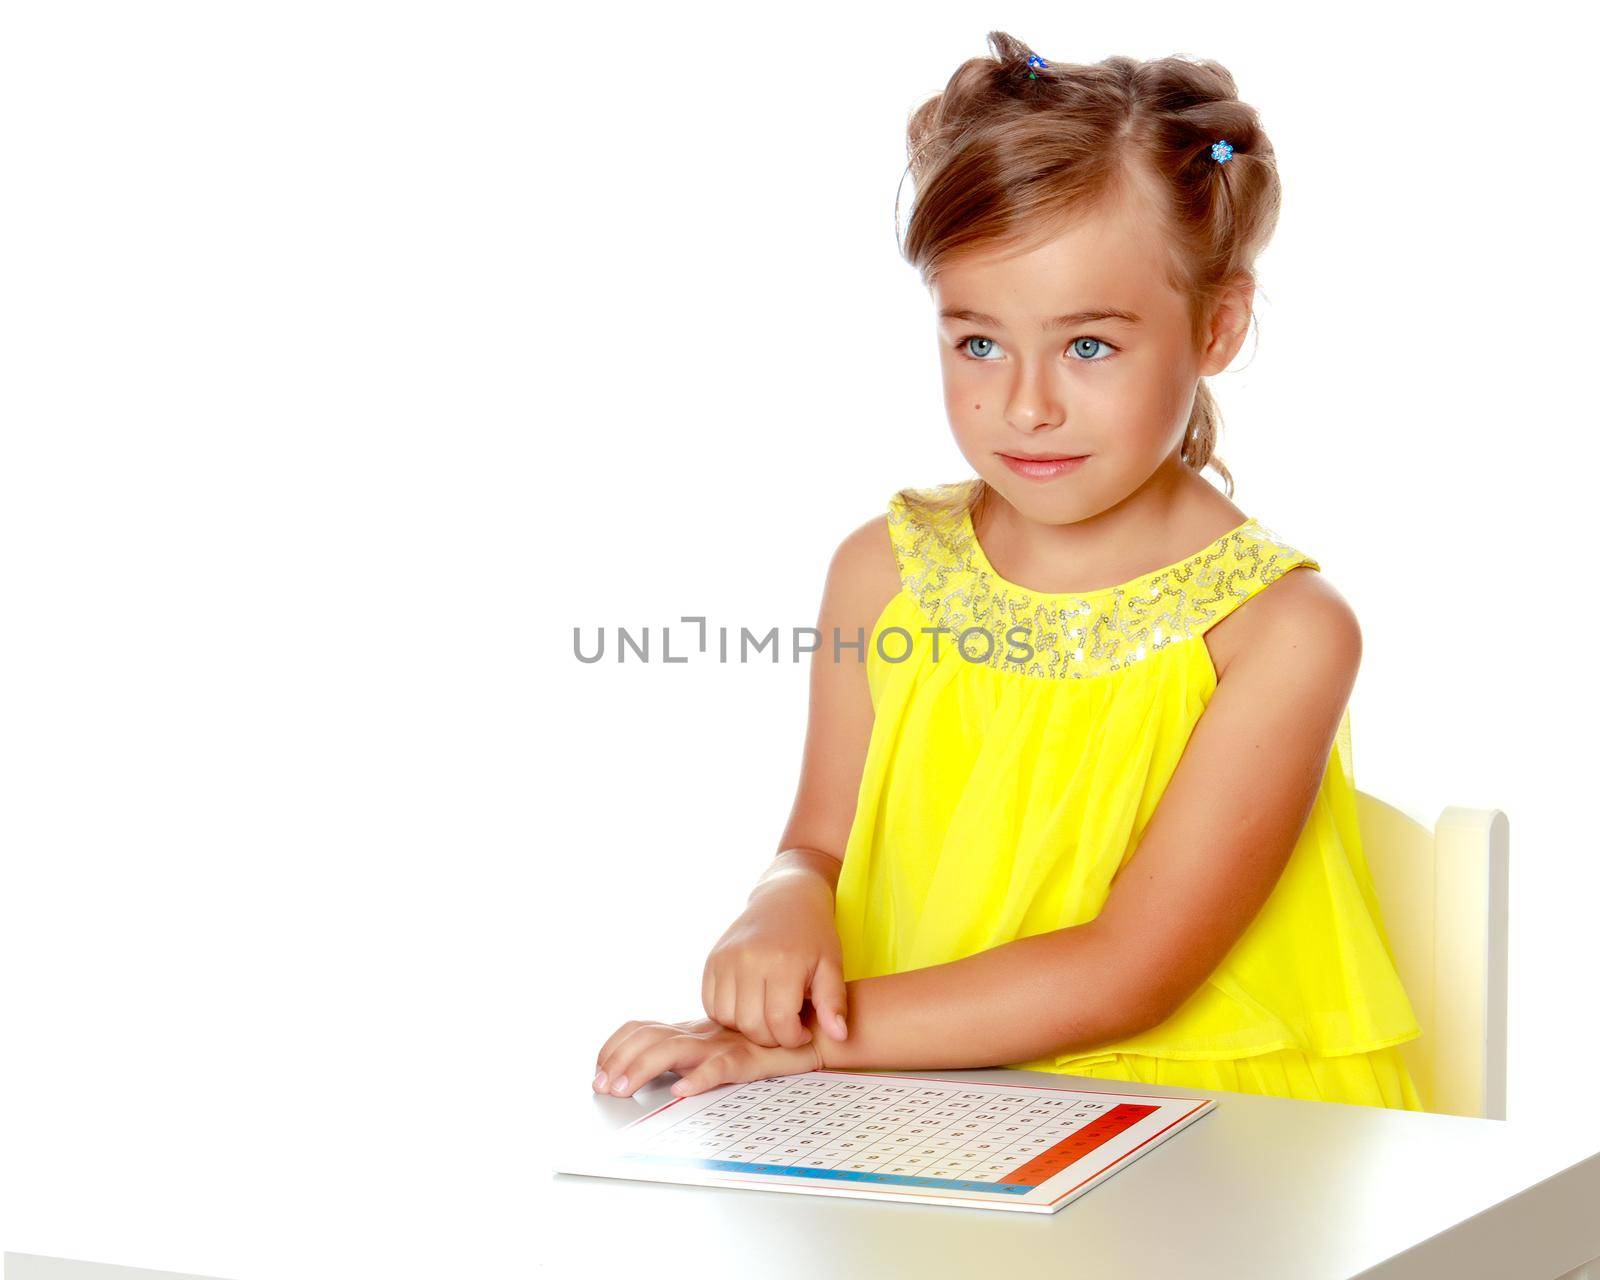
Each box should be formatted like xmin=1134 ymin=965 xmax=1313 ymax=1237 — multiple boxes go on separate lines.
xmin=4 ymin=3 xmax=1596 ymax=1278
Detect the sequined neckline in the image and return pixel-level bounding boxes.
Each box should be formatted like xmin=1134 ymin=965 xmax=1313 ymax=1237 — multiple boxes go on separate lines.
xmin=960 ymin=507 xmax=1258 ymax=604
xmin=885 ymin=483 xmax=1320 ymax=679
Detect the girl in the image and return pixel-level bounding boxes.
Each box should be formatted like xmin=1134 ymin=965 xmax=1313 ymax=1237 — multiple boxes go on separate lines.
xmin=592 ymin=34 xmax=1424 ymax=1110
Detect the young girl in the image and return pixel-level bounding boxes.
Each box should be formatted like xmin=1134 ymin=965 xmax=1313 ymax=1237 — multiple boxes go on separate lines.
xmin=591 ymin=34 xmax=1424 ymax=1110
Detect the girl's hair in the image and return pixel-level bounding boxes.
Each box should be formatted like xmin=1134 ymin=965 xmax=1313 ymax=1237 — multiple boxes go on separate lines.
xmin=898 ymin=32 xmax=1283 ymax=511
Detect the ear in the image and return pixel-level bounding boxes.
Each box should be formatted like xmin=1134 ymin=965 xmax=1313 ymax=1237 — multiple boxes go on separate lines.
xmin=1198 ymin=275 xmax=1256 ymax=376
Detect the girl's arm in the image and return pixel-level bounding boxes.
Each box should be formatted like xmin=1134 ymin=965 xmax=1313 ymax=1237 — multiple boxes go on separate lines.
xmin=700 ymin=514 xmax=901 ymax=1047
xmin=771 ymin=513 xmax=902 ymax=872
xmin=801 ymin=568 xmax=1362 ymax=1072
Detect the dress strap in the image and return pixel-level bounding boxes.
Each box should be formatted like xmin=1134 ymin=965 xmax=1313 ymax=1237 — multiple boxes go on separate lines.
xmin=1186 ymin=518 xmax=1322 ymax=637
xmin=885 ymin=481 xmax=977 ymax=596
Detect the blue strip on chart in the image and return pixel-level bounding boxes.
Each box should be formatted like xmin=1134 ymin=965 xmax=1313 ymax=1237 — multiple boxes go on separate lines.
xmin=622 ymin=1151 xmax=1033 ymax=1194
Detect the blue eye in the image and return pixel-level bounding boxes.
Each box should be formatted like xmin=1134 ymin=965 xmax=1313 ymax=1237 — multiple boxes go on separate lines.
xmin=955 ymin=334 xmax=1119 ymax=363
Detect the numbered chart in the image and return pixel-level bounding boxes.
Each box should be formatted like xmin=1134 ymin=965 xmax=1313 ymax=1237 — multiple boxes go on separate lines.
xmin=555 ymin=1071 xmax=1215 ymax=1213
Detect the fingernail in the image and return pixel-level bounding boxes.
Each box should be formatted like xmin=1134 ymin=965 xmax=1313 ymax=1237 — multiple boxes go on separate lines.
xmin=593 ymin=1070 xmax=607 ymax=1091
xmin=836 ymin=1017 xmax=847 ymax=1037
xmin=611 ymin=1075 xmax=629 ymax=1094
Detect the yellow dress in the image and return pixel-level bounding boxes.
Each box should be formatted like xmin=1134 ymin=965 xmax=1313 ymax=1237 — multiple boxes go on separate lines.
xmin=833 ymin=480 xmax=1425 ymax=1111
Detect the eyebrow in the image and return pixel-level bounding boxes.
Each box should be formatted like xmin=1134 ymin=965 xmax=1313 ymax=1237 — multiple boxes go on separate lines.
xmin=938 ymin=306 xmax=1143 ymax=330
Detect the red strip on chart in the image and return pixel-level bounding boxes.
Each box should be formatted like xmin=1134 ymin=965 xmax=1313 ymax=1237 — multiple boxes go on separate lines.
xmin=999 ymin=1102 xmax=1159 ymax=1186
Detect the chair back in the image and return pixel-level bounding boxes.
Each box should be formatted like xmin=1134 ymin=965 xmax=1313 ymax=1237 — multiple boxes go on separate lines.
xmin=1356 ymin=792 xmax=1509 ymax=1119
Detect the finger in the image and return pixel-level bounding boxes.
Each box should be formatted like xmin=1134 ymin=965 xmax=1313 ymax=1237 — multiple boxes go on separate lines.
xmin=810 ymin=957 xmax=849 ymax=1039
xmin=607 ymin=1027 xmax=717 ymax=1099
xmin=595 ymin=1021 xmax=662 ymax=1093
xmin=736 ymin=970 xmax=777 ymax=1048
xmin=594 ymin=1020 xmax=645 ymax=1072
xmin=670 ymin=1051 xmax=741 ymax=1099
xmin=765 ymin=966 xmax=811 ymax=1049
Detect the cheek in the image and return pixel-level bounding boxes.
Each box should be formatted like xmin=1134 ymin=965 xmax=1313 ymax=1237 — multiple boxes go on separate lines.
xmin=939 ymin=361 xmax=984 ymax=415
xmin=939 ymin=386 xmax=990 ymax=462
xmin=1099 ymin=355 xmax=1193 ymax=433
xmin=947 ymin=416 xmax=986 ymax=457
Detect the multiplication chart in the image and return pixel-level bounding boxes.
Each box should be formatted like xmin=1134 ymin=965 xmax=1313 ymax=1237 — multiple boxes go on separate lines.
xmin=555 ymin=1071 xmax=1215 ymax=1213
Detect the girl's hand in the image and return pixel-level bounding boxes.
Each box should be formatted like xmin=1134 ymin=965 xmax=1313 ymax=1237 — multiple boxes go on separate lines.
xmin=592 ymin=1015 xmax=823 ymax=1100
xmin=702 ymin=877 xmax=849 ymax=1050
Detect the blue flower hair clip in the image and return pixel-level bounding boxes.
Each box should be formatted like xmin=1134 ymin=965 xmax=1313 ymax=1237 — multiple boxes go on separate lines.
xmin=1026 ymin=53 xmax=1049 ymax=80
xmin=1210 ymin=139 xmax=1235 ymax=164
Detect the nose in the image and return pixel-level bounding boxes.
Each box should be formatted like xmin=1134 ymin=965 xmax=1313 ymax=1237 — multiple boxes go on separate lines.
xmin=1006 ymin=411 xmax=1067 ymax=438
xmin=1004 ymin=365 xmax=1065 ymax=434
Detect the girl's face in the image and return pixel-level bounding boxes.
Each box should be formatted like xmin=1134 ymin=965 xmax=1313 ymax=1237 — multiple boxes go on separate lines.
xmin=931 ymin=188 xmax=1252 ymax=525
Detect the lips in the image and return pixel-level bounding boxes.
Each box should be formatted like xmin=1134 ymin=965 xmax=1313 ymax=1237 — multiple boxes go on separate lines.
xmin=998 ymin=451 xmax=1090 ymax=480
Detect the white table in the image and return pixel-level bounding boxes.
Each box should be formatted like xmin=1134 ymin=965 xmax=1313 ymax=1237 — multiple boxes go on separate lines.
xmin=10 ymin=1065 xmax=1599 ymax=1280
xmin=548 ymin=1066 xmax=1600 ymax=1280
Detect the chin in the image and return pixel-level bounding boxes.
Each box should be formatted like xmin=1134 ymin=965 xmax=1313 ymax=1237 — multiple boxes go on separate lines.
xmin=987 ymin=476 xmax=1101 ymax=521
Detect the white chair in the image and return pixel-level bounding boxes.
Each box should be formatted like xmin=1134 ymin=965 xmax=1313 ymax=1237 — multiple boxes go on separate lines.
xmin=1355 ymin=789 xmax=1509 ymax=1120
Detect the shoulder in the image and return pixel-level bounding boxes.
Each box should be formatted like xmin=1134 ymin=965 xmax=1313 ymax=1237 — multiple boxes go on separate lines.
xmin=829 ymin=508 xmax=898 ymax=588
xmin=818 ymin=502 xmax=904 ymax=633
xmin=825 ymin=479 xmax=972 ymax=599
xmin=1207 ymin=553 xmax=1362 ymax=687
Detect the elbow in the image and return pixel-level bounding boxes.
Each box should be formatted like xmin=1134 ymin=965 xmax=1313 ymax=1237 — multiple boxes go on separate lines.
xmin=1119 ymin=987 xmax=1180 ymax=1041
xmin=1085 ymin=929 xmax=1189 ymax=1045
xmin=1089 ymin=983 xmax=1175 ymax=1047
xmin=1119 ymin=965 xmax=1220 ymax=1041
xmin=1044 ymin=925 xmax=1180 ymax=1051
